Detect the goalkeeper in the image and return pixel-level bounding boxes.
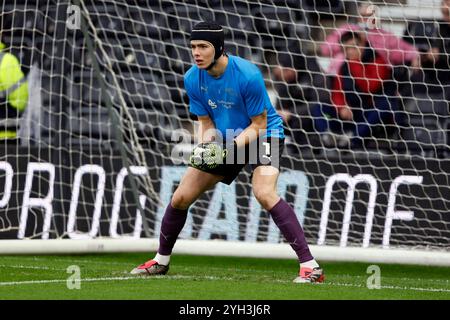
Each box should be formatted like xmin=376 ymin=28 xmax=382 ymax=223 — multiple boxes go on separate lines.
xmin=131 ymin=21 xmax=324 ymax=283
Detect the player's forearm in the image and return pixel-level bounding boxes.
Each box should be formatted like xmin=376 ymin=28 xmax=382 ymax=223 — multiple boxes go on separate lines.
xmin=197 ymin=122 xmax=216 ymax=144
xmin=234 ymin=122 xmax=266 ymax=148
xmin=234 ymin=111 xmax=267 ymax=147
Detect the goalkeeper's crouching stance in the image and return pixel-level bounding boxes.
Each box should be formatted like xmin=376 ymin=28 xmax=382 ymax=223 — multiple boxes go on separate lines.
xmin=131 ymin=21 xmax=324 ymax=283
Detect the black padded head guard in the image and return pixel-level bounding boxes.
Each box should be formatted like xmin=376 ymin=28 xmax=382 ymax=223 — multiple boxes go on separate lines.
xmin=190 ymin=21 xmax=225 ymax=69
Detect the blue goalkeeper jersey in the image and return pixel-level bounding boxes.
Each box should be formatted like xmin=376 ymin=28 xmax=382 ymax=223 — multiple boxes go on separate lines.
xmin=184 ymin=55 xmax=285 ymax=140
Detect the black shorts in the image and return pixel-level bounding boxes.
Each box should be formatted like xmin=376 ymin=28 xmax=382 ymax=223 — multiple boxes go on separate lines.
xmin=189 ymin=137 xmax=285 ymax=185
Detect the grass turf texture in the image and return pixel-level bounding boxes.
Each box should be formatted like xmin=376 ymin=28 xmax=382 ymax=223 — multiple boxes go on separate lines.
xmin=0 ymin=253 xmax=449 ymax=300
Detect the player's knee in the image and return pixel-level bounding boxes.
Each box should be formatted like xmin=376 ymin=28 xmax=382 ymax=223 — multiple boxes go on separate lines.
xmin=253 ymin=187 xmax=277 ymax=207
xmin=171 ymin=192 xmax=192 ymax=210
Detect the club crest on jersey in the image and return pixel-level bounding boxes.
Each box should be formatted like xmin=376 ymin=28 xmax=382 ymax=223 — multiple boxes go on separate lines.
xmin=208 ymin=99 xmax=217 ymax=109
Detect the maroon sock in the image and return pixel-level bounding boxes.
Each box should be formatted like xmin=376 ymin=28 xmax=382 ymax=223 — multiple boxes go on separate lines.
xmin=158 ymin=203 xmax=188 ymax=255
xmin=269 ymin=198 xmax=314 ymax=263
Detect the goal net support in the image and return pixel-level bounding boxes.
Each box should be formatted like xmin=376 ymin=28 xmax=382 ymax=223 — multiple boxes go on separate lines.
xmin=0 ymin=0 xmax=449 ymax=266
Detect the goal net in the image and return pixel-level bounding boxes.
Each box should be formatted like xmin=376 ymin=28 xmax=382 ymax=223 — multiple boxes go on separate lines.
xmin=0 ymin=0 xmax=449 ymax=262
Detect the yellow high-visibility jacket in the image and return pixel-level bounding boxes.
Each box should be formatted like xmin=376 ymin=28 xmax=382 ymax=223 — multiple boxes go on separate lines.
xmin=0 ymin=41 xmax=29 ymax=138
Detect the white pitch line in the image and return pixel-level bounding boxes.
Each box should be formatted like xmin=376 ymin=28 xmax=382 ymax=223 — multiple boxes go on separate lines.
xmin=325 ymin=281 xmax=450 ymax=293
xmin=0 ymin=275 xmax=220 ymax=286
xmin=0 ymin=276 xmax=137 ymax=286
xmin=1 ymin=256 xmax=133 ymax=267
xmin=0 ymin=264 xmax=64 ymax=271
xmin=6 ymin=257 xmax=450 ymax=282
xmin=0 ymin=275 xmax=449 ymax=293
xmin=1 ymin=258 xmax=450 ymax=286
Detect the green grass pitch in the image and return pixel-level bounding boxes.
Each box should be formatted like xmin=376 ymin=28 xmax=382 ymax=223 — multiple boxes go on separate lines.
xmin=0 ymin=253 xmax=449 ymax=300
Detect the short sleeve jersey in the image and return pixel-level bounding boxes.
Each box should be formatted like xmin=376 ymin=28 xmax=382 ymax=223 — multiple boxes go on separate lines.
xmin=184 ymin=55 xmax=284 ymax=140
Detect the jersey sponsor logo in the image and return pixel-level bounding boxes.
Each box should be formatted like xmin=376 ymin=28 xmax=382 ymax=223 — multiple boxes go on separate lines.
xmin=201 ymin=86 xmax=208 ymax=92
xmin=208 ymin=99 xmax=217 ymax=109
xmin=218 ymin=100 xmax=234 ymax=109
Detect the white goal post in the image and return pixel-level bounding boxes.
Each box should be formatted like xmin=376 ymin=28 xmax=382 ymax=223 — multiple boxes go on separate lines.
xmin=0 ymin=0 xmax=448 ymax=266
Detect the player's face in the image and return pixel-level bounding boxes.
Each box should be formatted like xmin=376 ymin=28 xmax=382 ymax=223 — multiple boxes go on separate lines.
xmin=343 ymin=39 xmax=363 ymax=61
xmin=358 ymin=4 xmax=371 ymax=25
xmin=191 ymin=40 xmax=215 ymax=69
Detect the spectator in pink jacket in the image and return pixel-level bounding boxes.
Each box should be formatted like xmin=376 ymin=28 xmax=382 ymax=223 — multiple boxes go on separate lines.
xmin=320 ymin=2 xmax=420 ymax=74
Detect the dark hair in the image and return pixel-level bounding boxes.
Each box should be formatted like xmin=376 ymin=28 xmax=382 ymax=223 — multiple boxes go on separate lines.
xmin=340 ymin=31 xmax=363 ymax=44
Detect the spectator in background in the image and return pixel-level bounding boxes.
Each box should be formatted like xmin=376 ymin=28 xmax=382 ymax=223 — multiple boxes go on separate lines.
xmin=403 ymin=0 xmax=450 ymax=96
xmin=437 ymin=0 xmax=450 ymax=89
xmin=0 ymin=36 xmax=28 ymax=140
xmin=320 ymin=2 xmax=420 ymax=75
xmin=271 ymin=49 xmax=327 ymax=146
xmin=312 ymin=31 xmax=398 ymax=148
